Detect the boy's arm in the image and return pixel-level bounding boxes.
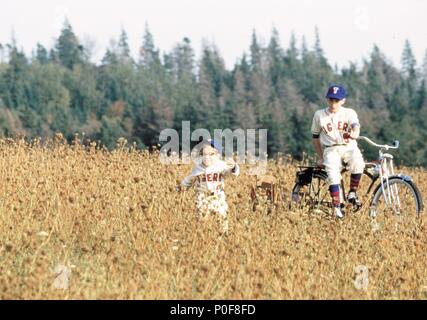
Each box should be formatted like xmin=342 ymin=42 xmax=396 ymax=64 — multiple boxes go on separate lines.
xmin=181 ymin=175 xmax=196 ymax=189
xmin=311 ymin=112 xmax=323 ymax=164
xmin=348 ymin=110 xmax=360 ymax=139
xmin=349 ymin=125 xmax=360 ymax=139
xmin=224 ymin=158 xmax=240 ymax=176
xmin=312 ymin=136 xmax=324 ymax=164
xmin=179 ymin=168 xmax=199 ymax=191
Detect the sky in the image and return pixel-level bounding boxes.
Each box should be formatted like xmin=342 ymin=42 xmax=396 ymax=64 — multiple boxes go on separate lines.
xmin=1 ymin=0 xmax=426 ymax=70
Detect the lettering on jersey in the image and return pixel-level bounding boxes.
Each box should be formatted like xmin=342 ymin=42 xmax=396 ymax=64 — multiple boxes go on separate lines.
xmin=322 ymin=121 xmax=351 ymax=137
xmin=322 ymin=123 xmax=333 ymax=133
xmin=337 ymin=121 xmax=349 ymax=131
xmin=198 ymin=173 xmax=224 ymax=183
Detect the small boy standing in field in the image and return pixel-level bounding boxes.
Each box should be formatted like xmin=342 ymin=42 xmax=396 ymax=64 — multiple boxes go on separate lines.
xmin=178 ymin=140 xmax=239 ymax=233
xmin=311 ymin=85 xmax=365 ymax=218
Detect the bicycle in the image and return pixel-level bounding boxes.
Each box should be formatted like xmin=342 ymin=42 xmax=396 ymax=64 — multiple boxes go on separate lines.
xmin=290 ymin=136 xmax=423 ymax=218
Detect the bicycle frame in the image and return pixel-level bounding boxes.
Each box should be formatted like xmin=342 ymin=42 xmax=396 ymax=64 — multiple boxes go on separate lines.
xmin=358 ymin=136 xmax=402 ymax=214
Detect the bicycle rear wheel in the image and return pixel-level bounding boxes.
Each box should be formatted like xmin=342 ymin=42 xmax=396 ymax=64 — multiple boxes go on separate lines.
xmin=370 ymin=176 xmax=423 ymax=218
xmin=291 ymin=171 xmax=331 ymax=214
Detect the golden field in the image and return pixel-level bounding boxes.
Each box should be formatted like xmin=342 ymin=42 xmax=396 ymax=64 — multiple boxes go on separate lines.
xmin=0 ymin=136 xmax=426 ymax=299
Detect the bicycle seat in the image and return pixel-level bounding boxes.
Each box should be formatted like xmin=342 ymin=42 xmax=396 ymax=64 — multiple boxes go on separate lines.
xmin=298 ymin=165 xmax=316 ymax=169
xmin=297 ymin=165 xmax=324 ymax=169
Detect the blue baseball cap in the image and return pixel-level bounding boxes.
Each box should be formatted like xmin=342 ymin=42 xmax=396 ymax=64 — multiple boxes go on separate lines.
xmin=326 ymin=85 xmax=347 ymax=100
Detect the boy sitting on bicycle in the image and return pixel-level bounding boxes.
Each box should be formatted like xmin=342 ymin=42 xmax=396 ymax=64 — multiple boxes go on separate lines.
xmin=311 ymin=85 xmax=365 ymax=218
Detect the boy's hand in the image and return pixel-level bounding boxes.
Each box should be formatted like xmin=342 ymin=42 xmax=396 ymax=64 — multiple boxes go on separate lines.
xmin=176 ymin=185 xmax=190 ymax=192
xmin=316 ymin=159 xmax=324 ymax=167
xmin=344 ymin=126 xmax=360 ymax=140
xmin=344 ymin=130 xmax=359 ymax=140
xmin=349 ymin=129 xmax=360 ymax=139
xmin=225 ymin=158 xmax=236 ymax=170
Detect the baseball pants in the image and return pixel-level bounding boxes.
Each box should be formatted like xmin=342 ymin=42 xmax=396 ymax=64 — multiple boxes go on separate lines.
xmin=323 ymin=144 xmax=365 ymax=185
xmin=196 ymin=191 xmax=229 ymax=233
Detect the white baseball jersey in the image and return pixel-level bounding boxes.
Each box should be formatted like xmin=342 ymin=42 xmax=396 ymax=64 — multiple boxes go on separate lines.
xmin=311 ymin=107 xmax=360 ymax=147
xmin=181 ymin=160 xmax=240 ymax=194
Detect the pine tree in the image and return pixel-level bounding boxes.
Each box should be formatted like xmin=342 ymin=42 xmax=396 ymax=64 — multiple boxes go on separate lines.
xmin=134 ymin=24 xmax=173 ymax=146
xmin=247 ymin=32 xmax=270 ymax=121
xmin=389 ymin=80 xmax=410 ymax=121
xmin=284 ymin=32 xmax=300 ymax=79
xmin=401 ymin=39 xmax=418 ymax=108
xmin=401 ymin=39 xmax=417 ymax=79
xmin=101 ymin=48 xmax=118 ymax=66
xmin=415 ymin=79 xmax=426 ymax=110
xmin=314 ymin=26 xmax=327 ymax=67
xmin=170 ymin=38 xmax=198 ymax=131
xmin=340 ymin=62 xmax=364 ymax=107
xmin=49 ymin=49 xmax=60 ymax=64
xmin=232 ymin=59 xmax=257 ymax=130
xmin=172 ymin=37 xmax=195 ymax=81
xmin=249 ymin=30 xmax=262 ymax=71
xmin=35 ymin=43 xmax=49 ymax=64
xmin=198 ymin=44 xmax=225 ymax=128
xmin=301 ymin=36 xmax=308 ymax=59
xmin=267 ymin=28 xmax=284 ymax=97
xmin=421 ymin=50 xmax=427 ymax=82
xmin=0 ymin=43 xmax=4 ymax=63
xmin=3 ymin=44 xmax=28 ymax=109
xmin=363 ymin=45 xmax=388 ymax=109
xmin=118 ymin=28 xmax=132 ymax=64
xmin=55 ymin=20 xmax=84 ymax=69
xmin=139 ymin=24 xmax=160 ymax=69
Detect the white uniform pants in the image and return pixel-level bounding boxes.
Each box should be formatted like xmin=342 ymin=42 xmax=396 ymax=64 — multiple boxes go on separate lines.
xmin=323 ymin=144 xmax=365 ymax=185
xmin=196 ymin=191 xmax=229 ymax=232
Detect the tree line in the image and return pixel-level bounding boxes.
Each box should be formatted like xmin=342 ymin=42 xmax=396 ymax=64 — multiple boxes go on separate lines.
xmin=1 ymin=21 xmax=427 ymax=166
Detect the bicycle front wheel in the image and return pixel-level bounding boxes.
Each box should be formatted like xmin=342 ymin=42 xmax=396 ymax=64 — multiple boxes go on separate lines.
xmin=370 ymin=176 xmax=423 ymax=218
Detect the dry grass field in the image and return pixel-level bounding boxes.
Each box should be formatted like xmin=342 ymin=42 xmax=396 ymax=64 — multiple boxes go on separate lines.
xmin=0 ymin=136 xmax=426 ymax=299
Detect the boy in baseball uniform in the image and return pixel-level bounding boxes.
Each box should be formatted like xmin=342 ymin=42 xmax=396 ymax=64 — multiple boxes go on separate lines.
xmin=179 ymin=139 xmax=239 ymax=233
xmin=311 ymin=85 xmax=365 ymax=218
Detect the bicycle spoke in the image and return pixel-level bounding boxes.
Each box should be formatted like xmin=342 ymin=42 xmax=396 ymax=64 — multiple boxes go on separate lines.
xmin=372 ymin=178 xmax=420 ymax=223
xmin=311 ymin=176 xmax=330 ymax=214
xmin=291 ymin=171 xmax=331 ymax=215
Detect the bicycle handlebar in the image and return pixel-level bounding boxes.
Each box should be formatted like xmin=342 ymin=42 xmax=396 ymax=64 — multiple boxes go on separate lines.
xmin=357 ymin=136 xmax=399 ymax=150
